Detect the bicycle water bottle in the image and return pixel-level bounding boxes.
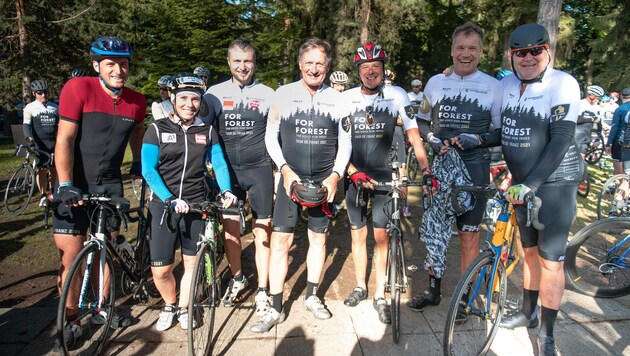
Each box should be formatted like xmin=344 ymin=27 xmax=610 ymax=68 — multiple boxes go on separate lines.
xmin=115 ymin=235 xmax=134 ymax=262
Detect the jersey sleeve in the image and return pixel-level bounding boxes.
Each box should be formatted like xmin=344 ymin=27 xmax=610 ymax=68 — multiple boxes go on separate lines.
xmin=151 ymin=101 xmax=165 ymax=120
xmin=395 ymin=87 xmax=418 ymax=131
xmin=490 ymin=78 xmax=503 ymax=128
xmin=58 ymin=78 xmax=84 ymax=122
xmin=333 ymin=101 xmax=352 ymax=176
xmin=200 ymin=90 xmax=222 ymax=125
xmin=417 ymin=76 xmax=436 ymax=121
xmin=264 ymin=91 xmax=286 ymax=168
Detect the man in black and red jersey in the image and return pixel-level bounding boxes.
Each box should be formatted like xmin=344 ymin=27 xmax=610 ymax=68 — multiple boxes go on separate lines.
xmin=53 ymin=36 xmax=145 ymax=347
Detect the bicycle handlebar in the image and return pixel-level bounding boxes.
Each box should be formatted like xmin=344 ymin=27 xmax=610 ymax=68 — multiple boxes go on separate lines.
xmin=14 ymin=144 xmax=54 ymax=167
xmin=160 ymin=199 xmax=245 ymax=234
xmin=355 ymin=178 xmax=424 ymax=207
xmin=47 ymin=194 xmax=132 ymax=232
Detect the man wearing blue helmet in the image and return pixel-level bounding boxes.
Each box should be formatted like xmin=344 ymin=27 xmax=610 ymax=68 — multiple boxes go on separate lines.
xmin=53 ymin=36 xmax=146 ymax=348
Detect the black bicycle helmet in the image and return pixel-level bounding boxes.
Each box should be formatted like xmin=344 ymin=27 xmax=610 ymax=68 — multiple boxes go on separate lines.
xmin=509 ymin=23 xmax=549 ymax=49
xmin=290 ymin=180 xmax=328 ymax=208
xmin=169 ymin=72 xmax=206 ymax=96
xmin=90 ymin=36 xmax=132 ymax=61
xmin=30 ymin=80 xmax=48 ymax=92
xmin=71 ymin=68 xmax=86 ymax=78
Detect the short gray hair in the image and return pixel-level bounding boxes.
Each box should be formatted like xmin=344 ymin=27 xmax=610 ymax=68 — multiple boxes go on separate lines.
xmin=298 ymin=37 xmax=332 ymax=68
xmin=452 ymin=22 xmax=484 ymax=49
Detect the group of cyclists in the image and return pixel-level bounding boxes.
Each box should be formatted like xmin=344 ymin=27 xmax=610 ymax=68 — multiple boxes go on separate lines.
xmin=17 ymin=19 xmax=630 ymax=356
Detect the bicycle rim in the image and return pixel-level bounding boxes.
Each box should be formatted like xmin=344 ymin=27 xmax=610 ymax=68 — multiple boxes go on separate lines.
xmin=57 ymin=244 xmax=115 ymax=355
xmin=389 ymin=231 xmax=401 ymax=344
xmin=4 ymin=164 xmax=35 ymax=216
xmin=189 ymin=243 xmax=217 ymax=355
xmin=565 ymin=218 xmax=630 ymax=298
xmin=597 ymin=174 xmax=630 ymax=219
xmin=443 ymin=251 xmax=506 ymax=356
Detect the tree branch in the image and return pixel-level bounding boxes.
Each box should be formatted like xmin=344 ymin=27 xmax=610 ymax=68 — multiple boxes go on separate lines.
xmin=48 ymin=3 xmax=95 ymax=24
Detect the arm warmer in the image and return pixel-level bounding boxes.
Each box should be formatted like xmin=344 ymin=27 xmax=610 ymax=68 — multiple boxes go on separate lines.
xmin=209 ymin=143 xmax=231 ymax=193
xmin=265 ymin=116 xmax=286 ymax=168
xmin=416 ymin=118 xmax=431 ymax=141
xmin=141 ymin=143 xmax=173 ymax=202
xmin=22 ymin=124 xmax=32 ymax=140
xmin=522 ymin=120 xmax=576 ymax=191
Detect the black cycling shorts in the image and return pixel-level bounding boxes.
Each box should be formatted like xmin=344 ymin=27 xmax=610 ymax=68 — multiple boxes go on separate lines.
xmin=455 ymin=162 xmax=489 ymax=232
xmin=344 ymin=178 xmax=391 ymax=229
xmin=611 ymin=141 xmax=622 ymax=161
xmin=227 ymin=165 xmax=273 ymax=219
xmin=52 ymin=182 xmax=123 ymax=236
xmin=147 ymin=200 xmax=203 ymax=266
xmin=272 ymin=174 xmax=329 ymax=234
xmin=515 ymin=184 xmax=576 ymax=262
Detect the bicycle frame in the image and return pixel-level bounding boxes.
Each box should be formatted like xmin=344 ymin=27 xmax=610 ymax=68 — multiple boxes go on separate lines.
xmin=606 ymin=234 xmax=630 ymax=270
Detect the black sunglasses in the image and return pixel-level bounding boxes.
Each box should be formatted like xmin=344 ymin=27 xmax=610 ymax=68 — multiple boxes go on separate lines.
xmin=512 ymin=46 xmax=547 ymax=58
xmin=365 ymin=105 xmax=374 ymax=126
xmin=35 ymin=91 xmax=48 ymax=95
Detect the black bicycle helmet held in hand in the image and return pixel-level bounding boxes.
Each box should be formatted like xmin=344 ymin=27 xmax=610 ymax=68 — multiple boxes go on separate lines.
xmin=290 ymin=180 xmax=328 ymax=208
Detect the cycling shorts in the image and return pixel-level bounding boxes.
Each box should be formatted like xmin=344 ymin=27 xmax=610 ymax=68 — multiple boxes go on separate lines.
xmin=611 ymin=141 xmax=622 ymax=161
xmin=227 ymin=165 xmax=273 ymax=219
xmin=52 ymin=182 xmax=123 ymax=236
xmin=272 ymin=174 xmax=329 ymax=234
xmin=147 ymin=200 xmax=203 ymax=266
xmin=392 ymin=127 xmax=406 ymax=165
xmin=456 ymin=162 xmax=489 ymax=232
xmin=344 ymin=179 xmax=391 ymax=229
xmin=515 ymin=184 xmax=576 ymax=262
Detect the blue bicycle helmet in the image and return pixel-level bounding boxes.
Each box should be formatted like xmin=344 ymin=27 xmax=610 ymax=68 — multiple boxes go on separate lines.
xmin=90 ymin=36 xmax=132 ymax=61
xmin=496 ymin=69 xmax=512 ymax=81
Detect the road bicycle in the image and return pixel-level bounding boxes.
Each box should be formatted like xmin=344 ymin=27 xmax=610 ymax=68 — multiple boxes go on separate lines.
xmin=356 ymin=161 xmax=423 ymax=344
xmin=584 ymin=129 xmax=606 ymax=165
xmin=159 ymin=198 xmax=245 ymax=355
xmin=597 ymin=174 xmax=630 ymax=219
xmin=55 ymin=189 xmax=158 ymax=355
xmin=4 ymin=144 xmax=54 ymax=216
xmin=565 ymin=217 xmax=630 ymax=298
xmin=442 ymin=185 xmax=543 ymax=356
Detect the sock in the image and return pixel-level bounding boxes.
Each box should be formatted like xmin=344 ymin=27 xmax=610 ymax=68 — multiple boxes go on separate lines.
xmin=306 ymin=281 xmax=319 ymax=298
xmin=271 ymin=293 xmax=282 ymax=312
xmin=233 ymin=273 xmax=245 ymax=282
xmin=522 ymin=288 xmax=539 ymax=318
xmin=539 ymin=306 xmax=558 ymax=337
xmin=429 ymin=276 xmax=441 ymax=296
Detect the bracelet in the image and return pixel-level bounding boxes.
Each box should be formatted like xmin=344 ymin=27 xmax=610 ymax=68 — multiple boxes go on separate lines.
xmin=59 ymin=182 xmax=73 ymax=187
xmin=279 ymin=163 xmax=288 ymax=172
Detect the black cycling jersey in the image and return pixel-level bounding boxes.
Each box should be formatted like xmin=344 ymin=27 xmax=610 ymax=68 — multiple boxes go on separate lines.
xmin=204 ymin=79 xmax=274 ymax=169
xmin=23 ymin=100 xmax=59 ymax=152
xmin=419 ymin=70 xmax=502 ymax=164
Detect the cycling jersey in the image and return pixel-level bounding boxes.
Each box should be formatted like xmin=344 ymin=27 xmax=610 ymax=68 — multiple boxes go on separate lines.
xmin=343 ymin=85 xmax=417 ymax=180
xmin=608 ymin=101 xmax=630 ymax=146
xmin=204 ymin=79 xmax=274 ymax=169
xmin=265 ymin=80 xmax=352 ymax=180
xmin=151 ymin=99 xmax=173 ymax=120
xmin=407 ymin=90 xmax=424 ymax=120
xmin=500 ymin=68 xmax=582 ymax=189
xmin=23 ymin=100 xmax=59 ymax=152
xmin=576 ymin=99 xmax=601 ymax=149
xmin=418 ymin=70 xmax=502 ymax=163
xmin=58 ymin=77 xmax=146 ymax=186
xmin=142 ymin=117 xmax=230 ymax=203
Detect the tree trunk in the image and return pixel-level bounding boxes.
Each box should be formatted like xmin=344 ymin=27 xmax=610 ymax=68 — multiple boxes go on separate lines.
xmin=537 ymin=0 xmax=562 ymax=67
xmin=360 ymin=0 xmax=371 ymax=44
xmin=16 ymin=0 xmax=31 ymax=106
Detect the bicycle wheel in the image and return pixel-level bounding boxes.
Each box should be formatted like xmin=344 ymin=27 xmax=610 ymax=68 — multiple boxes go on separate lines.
xmin=597 ymin=174 xmax=630 ymax=219
xmin=585 ymin=131 xmax=605 ymax=165
xmin=578 ymin=175 xmax=590 ymax=198
xmin=388 ymin=230 xmax=401 ymax=344
xmin=57 ymin=243 xmax=116 ymax=355
xmin=443 ymin=251 xmax=507 ymax=356
xmin=565 ymin=218 xmax=630 ymax=298
xmin=4 ymin=164 xmax=36 ymax=216
xmin=406 ymin=147 xmax=419 ymax=181
xmin=189 ymin=242 xmax=218 ymax=355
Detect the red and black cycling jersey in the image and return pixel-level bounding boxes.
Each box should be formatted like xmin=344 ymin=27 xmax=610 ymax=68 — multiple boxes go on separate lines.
xmin=58 ymin=77 xmax=146 ymax=186
xmin=203 ymin=79 xmax=274 ymax=169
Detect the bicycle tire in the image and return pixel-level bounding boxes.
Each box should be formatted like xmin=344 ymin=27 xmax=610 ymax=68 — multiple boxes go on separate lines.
xmin=188 ymin=242 xmax=218 ymax=355
xmin=597 ymin=174 xmax=630 ymax=219
xmin=406 ymin=146 xmax=419 ymax=182
xmin=389 ymin=229 xmax=401 ymax=344
xmin=137 ymin=225 xmax=160 ymax=298
xmin=443 ymin=251 xmax=507 ymax=356
xmin=565 ymin=218 xmax=630 ymax=298
xmin=57 ymin=243 xmax=116 ymax=355
xmin=585 ymin=131 xmax=605 ymax=165
xmin=4 ymin=164 xmax=36 ymax=216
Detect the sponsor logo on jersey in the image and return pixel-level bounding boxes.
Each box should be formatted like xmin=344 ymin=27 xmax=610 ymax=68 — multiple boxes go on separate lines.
xmin=342 ymin=116 xmax=351 ymax=132
xmin=195 ymin=134 xmax=206 ymax=145
xmin=223 ymin=100 xmax=234 ymax=110
xmin=249 ymin=100 xmax=260 ymax=109
xmin=405 ymin=105 xmax=415 ymax=118
xmin=550 ymin=104 xmax=569 ymax=122
xmin=162 ymin=133 xmax=177 ymax=143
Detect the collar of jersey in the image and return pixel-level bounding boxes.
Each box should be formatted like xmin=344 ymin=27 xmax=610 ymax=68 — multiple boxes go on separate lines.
xmin=229 ymin=78 xmax=257 ymax=89
xmin=451 ymin=69 xmax=480 ymax=81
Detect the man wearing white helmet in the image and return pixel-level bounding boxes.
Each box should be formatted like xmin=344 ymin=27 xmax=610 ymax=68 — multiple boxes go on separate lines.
xmin=151 ymin=75 xmax=174 ymax=120
xmin=329 ymin=71 xmax=348 ymax=92
xmin=407 ymin=79 xmax=423 ymax=120
xmin=193 ymin=66 xmax=210 ymax=88
xmin=576 ymin=85 xmax=604 ymax=156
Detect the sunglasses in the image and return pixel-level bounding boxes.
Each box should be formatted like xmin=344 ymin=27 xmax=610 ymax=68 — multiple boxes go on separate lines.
xmin=365 ymin=105 xmax=375 ymax=126
xmin=35 ymin=91 xmax=48 ymax=95
xmin=511 ymin=45 xmax=548 ymax=58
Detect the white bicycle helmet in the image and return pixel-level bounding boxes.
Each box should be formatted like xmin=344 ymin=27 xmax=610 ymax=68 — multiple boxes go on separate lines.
xmin=586 ymin=85 xmax=605 ymax=97
xmin=193 ymin=66 xmax=210 ymax=77
xmin=411 ymin=79 xmax=422 ymax=87
xmin=157 ymin=75 xmax=172 ymax=87
xmin=329 ymin=71 xmax=348 ymax=84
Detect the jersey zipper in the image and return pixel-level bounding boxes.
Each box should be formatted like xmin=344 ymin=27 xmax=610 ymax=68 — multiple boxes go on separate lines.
xmin=237 ymin=85 xmax=243 ymax=168
xmin=179 ymin=125 xmax=189 ymax=199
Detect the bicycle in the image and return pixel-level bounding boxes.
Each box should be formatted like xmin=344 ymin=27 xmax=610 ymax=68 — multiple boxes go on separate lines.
xmin=584 ymin=129 xmax=605 ymax=165
xmin=3 ymin=144 xmax=54 ymax=216
xmin=356 ymin=161 xmax=423 ymax=344
xmin=442 ymin=185 xmax=543 ymax=356
xmin=565 ymin=217 xmax=630 ymax=298
xmin=55 ymin=190 xmax=158 ymax=355
xmin=597 ymin=174 xmax=630 ymax=219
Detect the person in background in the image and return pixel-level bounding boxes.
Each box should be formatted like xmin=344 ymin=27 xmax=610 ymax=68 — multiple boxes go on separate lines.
xmin=151 ymin=75 xmax=174 ymax=120
xmin=329 ymin=70 xmax=349 ymax=92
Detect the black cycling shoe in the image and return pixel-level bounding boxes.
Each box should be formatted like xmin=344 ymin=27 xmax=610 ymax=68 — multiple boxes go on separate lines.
xmin=455 ymin=302 xmax=468 ymax=324
xmin=373 ymin=298 xmax=391 ymax=324
xmin=344 ymin=287 xmax=367 ymax=307
xmin=499 ymin=309 xmax=539 ymax=329
xmin=406 ymin=291 xmax=441 ymax=312
xmin=538 ymin=336 xmax=560 ymax=356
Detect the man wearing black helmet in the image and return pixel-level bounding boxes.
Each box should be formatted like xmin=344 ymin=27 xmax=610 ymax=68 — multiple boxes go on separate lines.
xmin=499 ymin=23 xmax=582 ymax=356
xmin=53 ymin=36 xmax=146 ymax=347
xmin=341 ymin=43 xmax=432 ymax=325
xmin=23 ymin=79 xmax=59 ymax=201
